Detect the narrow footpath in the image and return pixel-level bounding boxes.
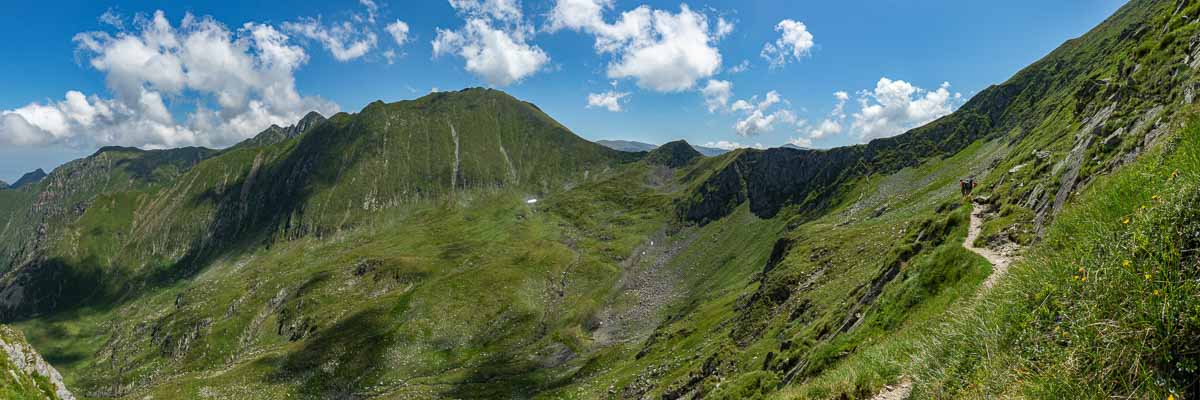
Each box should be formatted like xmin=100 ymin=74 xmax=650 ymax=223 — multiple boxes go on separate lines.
xmin=871 ymin=202 xmax=1016 ymax=400
xmin=965 ymin=202 xmax=1015 ymax=291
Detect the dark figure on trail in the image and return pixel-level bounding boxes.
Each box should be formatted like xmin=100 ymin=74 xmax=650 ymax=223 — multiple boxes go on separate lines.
xmin=960 ymin=179 xmax=977 ymax=196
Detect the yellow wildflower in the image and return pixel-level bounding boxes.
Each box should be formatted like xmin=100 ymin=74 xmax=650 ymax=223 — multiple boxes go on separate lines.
xmin=1081 ymin=276 xmax=1087 ymax=282
xmin=1145 ymin=274 xmax=1152 ymax=281
xmin=1169 ymin=394 xmax=1175 ymax=400
xmin=1123 ymin=260 xmax=1131 ymax=268
xmin=1154 ymin=289 xmax=1161 ymax=296
xmin=1172 ymin=170 xmax=1180 ymax=179
xmin=1152 ymin=195 xmax=1160 ymax=201
xmin=1123 ymin=217 xmax=1131 ymax=225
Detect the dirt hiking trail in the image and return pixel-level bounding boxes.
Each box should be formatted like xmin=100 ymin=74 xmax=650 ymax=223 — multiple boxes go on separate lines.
xmin=870 ymin=202 xmax=1017 ymax=400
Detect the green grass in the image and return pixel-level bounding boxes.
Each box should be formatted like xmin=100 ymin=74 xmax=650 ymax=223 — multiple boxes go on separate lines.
xmin=913 ymin=117 xmax=1200 ymax=399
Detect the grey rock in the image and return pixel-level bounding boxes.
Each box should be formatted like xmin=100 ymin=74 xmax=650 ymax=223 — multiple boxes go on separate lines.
xmin=0 ymin=325 xmax=76 ymax=400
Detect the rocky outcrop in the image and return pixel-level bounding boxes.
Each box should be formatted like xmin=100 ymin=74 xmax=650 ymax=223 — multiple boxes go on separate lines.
xmin=0 ymin=324 xmax=75 ymax=399
xmin=237 ymin=111 xmax=328 ymax=148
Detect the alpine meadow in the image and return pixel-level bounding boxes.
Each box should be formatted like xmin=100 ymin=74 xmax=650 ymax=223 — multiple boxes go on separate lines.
xmin=0 ymin=0 xmax=1198 ymax=399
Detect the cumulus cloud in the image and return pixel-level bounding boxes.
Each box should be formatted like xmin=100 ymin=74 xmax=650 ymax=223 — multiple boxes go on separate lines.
xmin=787 ymin=136 xmax=812 ymax=148
xmin=283 ymin=18 xmax=378 ymax=62
xmin=433 ymin=0 xmax=549 ymax=86
xmin=1 ymin=10 xmax=338 ymax=149
xmin=281 ymin=0 xmax=409 ymax=62
xmin=547 ymin=1 xmax=724 ymax=92
xmin=852 ymin=78 xmax=960 ymax=141
xmin=449 ymin=0 xmax=523 ymax=23
xmin=700 ymin=79 xmax=732 ymax=113
xmin=586 ymin=91 xmax=630 ymax=112
xmin=732 ymin=90 xmax=798 ymax=137
xmin=792 ymin=79 xmax=962 ymax=145
xmin=727 ymin=59 xmax=750 ymax=74
xmin=386 ymin=20 xmax=410 ymax=46
xmin=99 ymin=9 xmax=124 ymax=29
xmin=805 ymin=91 xmax=847 ymax=140
xmin=715 ymin=17 xmax=734 ymax=39
xmin=761 ymin=19 xmax=813 ymax=69
xmin=359 ymin=0 xmax=380 ymax=23
xmin=703 ymin=140 xmax=765 ymax=150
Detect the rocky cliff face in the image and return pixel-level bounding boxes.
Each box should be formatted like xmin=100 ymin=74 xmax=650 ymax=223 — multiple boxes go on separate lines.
xmin=236 ymin=111 xmax=328 ymax=149
xmin=0 ymin=325 xmax=74 ymax=400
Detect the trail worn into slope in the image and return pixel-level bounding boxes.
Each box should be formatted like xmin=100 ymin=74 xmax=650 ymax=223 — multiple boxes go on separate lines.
xmin=870 ymin=377 xmax=912 ymax=400
xmin=871 ymin=203 xmax=1018 ymax=400
xmin=965 ymin=202 xmax=1016 ymax=291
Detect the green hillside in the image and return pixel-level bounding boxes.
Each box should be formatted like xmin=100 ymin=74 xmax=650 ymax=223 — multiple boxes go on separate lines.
xmin=0 ymin=0 xmax=1197 ymax=398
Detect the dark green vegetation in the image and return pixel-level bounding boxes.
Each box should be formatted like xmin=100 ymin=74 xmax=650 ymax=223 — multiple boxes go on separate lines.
xmin=1 ymin=0 xmax=1198 ymax=398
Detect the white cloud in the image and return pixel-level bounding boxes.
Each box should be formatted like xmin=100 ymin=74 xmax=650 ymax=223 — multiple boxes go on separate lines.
xmin=703 ymin=140 xmax=765 ymax=150
xmin=727 ymin=90 xmax=800 ymax=137
xmin=761 ymin=19 xmax=813 ymax=69
xmin=787 ymin=136 xmax=812 ymax=148
xmin=99 ymin=9 xmax=124 ymax=29
xmin=736 ymin=108 xmax=795 ymax=137
xmin=586 ymin=90 xmax=630 ymax=112
xmin=1 ymin=10 xmax=338 ymax=149
xmin=715 ymin=17 xmax=734 ymax=39
xmin=807 ymin=118 xmax=842 ymax=140
xmin=547 ymin=1 xmax=724 ymax=92
xmin=700 ymin=79 xmax=732 ymax=113
xmin=359 ymin=0 xmax=380 ymax=23
xmin=434 ymin=0 xmax=549 ymax=86
xmin=433 ymin=19 xmax=549 ymax=86
xmin=805 ymin=91 xmax=848 ymax=140
xmin=283 ymin=17 xmax=378 ymax=62
xmin=851 ymin=78 xmax=960 ymax=141
xmin=727 ymin=59 xmax=750 ymax=74
xmin=449 ymin=0 xmax=523 ymax=23
xmin=386 ymin=20 xmax=410 ymax=46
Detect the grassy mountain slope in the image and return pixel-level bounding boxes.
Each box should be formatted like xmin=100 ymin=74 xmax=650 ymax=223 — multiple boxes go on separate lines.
xmin=2 ymin=0 xmax=1200 ymax=398
xmin=915 ymin=117 xmax=1200 ymax=399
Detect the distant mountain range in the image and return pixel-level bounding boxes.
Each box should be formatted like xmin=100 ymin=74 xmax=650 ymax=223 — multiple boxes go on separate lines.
xmin=595 ymin=139 xmax=733 ymax=157
xmin=597 ymin=140 xmax=811 ymax=157
xmin=1 ymin=168 xmax=47 ymax=190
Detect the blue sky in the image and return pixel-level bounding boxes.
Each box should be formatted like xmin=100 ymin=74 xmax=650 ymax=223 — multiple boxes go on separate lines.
xmin=0 ymin=0 xmax=1126 ymax=183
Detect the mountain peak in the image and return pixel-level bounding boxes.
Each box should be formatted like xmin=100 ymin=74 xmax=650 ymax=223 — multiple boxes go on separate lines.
xmin=239 ymin=111 xmax=329 ymax=148
xmin=10 ymin=168 xmax=46 ymax=189
xmin=646 ymin=140 xmax=702 ymax=168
